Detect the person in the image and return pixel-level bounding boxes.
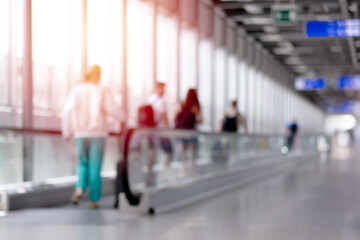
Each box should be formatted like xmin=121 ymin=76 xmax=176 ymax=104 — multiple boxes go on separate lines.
xmin=62 ymin=65 xmax=124 ymax=209
xmin=221 ymin=100 xmax=248 ymax=133
xmin=175 ymin=89 xmax=203 ymax=175
xmin=286 ymin=118 xmax=299 ymax=152
xmin=145 ymin=82 xmax=173 ymax=183
xmin=213 ymin=100 xmax=247 ymax=165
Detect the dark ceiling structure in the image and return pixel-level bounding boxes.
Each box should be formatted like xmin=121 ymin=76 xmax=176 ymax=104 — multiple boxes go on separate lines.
xmin=213 ymin=0 xmax=360 ymax=109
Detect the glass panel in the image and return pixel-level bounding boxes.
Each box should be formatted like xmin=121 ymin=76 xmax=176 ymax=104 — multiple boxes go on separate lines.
xmin=0 ymin=0 xmax=9 ymax=105
xmin=198 ymin=40 xmax=213 ymax=131
xmin=157 ymin=14 xmax=177 ymax=122
xmin=228 ymin=55 xmax=237 ymax=101
xmin=238 ymin=60 xmax=247 ymax=115
xmin=0 ymin=132 xmax=120 ymax=185
xmin=180 ymin=29 xmax=197 ymax=99
xmin=88 ymin=0 xmax=123 ymax=90
xmin=253 ymin=69 xmax=261 ymax=133
xmin=11 ymin=1 xmax=24 ymax=108
xmin=127 ymin=0 xmax=154 ymax=125
xmin=126 ymin=129 xmax=321 ymax=192
xmin=247 ymin=66 xmax=255 ymax=133
xmin=32 ymin=0 xmax=82 ymax=112
xmin=214 ymin=49 xmax=226 ymax=128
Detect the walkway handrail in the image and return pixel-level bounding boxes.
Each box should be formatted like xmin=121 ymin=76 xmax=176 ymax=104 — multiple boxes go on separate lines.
xmin=118 ymin=127 xmax=324 ymax=206
xmin=0 ymin=128 xmax=122 ymax=136
xmin=120 ymin=128 xmax=142 ymax=205
xmin=0 ymin=128 xmax=62 ymax=135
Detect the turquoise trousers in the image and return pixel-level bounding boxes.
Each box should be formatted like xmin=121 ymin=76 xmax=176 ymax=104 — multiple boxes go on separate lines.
xmin=75 ymin=138 xmax=105 ymax=202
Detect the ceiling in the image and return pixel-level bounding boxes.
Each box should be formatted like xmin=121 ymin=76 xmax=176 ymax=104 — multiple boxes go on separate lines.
xmin=213 ymin=0 xmax=360 ymax=110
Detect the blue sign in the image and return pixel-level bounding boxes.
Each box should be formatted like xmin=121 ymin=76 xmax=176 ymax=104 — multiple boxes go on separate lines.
xmin=324 ymin=100 xmax=355 ymax=113
xmin=295 ymin=78 xmax=326 ymax=90
xmin=337 ymin=75 xmax=360 ymax=90
xmin=306 ymin=20 xmax=360 ymax=37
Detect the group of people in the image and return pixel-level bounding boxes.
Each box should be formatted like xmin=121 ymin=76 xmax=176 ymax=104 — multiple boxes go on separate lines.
xmin=140 ymin=82 xmax=204 ymax=183
xmin=62 ymin=65 xmax=294 ymax=209
xmin=61 ymin=65 xmax=210 ymax=208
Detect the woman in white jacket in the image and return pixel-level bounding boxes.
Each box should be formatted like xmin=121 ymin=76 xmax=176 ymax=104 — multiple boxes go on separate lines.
xmin=62 ymin=65 xmax=124 ymax=209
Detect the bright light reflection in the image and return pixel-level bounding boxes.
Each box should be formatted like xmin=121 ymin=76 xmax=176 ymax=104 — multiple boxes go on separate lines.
xmin=325 ymin=114 xmax=357 ymax=133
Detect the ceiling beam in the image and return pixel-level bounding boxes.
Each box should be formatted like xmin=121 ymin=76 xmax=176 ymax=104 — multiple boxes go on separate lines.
xmin=217 ymin=1 xmax=339 ymax=10
xmin=256 ymin=33 xmax=340 ymax=42
xmin=233 ymin=13 xmax=342 ymax=22
xmin=338 ymin=0 xmax=359 ymax=71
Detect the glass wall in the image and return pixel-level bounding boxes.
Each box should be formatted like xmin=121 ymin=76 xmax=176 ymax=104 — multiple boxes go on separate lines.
xmin=180 ymin=29 xmax=197 ymax=100
xmin=238 ymin=59 xmax=247 ymax=117
xmin=88 ymin=0 xmax=123 ymax=90
xmin=214 ymin=49 xmax=226 ymax=128
xmin=0 ymin=0 xmax=9 ymax=106
xmin=127 ymin=0 xmax=154 ymax=125
xmin=198 ymin=40 xmax=213 ymax=131
xmin=228 ymin=56 xmax=237 ymax=102
xmin=32 ymin=0 xmax=82 ymax=112
xmin=0 ymin=0 xmax=23 ymax=108
xmin=0 ymin=0 xmax=326 ymax=134
xmin=157 ymin=12 xmax=177 ymax=121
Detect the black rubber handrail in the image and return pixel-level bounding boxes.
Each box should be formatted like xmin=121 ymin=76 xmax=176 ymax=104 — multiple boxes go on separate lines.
xmin=120 ymin=128 xmax=142 ymax=205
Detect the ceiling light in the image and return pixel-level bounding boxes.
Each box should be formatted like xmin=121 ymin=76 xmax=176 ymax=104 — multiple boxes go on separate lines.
xmin=273 ymin=47 xmax=294 ymax=55
xmin=263 ymin=26 xmax=278 ymax=33
xmin=259 ymin=34 xmax=283 ymax=42
xmin=285 ymin=56 xmax=304 ymax=65
xmin=244 ymin=4 xmax=263 ymax=14
xmin=278 ymin=41 xmax=293 ymax=48
xmin=242 ymin=17 xmax=273 ymax=25
xmin=292 ymin=66 xmax=309 ymax=72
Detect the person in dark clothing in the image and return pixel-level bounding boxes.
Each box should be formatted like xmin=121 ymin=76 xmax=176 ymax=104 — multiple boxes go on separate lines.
xmin=221 ymin=100 xmax=247 ymax=133
xmin=175 ymin=89 xmax=203 ymax=175
xmin=286 ymin=119 xmax=299 ymax=151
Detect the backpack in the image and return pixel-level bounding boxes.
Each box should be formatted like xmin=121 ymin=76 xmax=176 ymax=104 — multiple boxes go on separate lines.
xmin=222 ymin=115 xmax=238 ymax=132
xmin=138 ymin=105 xmax=156 ymax=127
xmin=175 ymin=108 xmax=196 ymax=129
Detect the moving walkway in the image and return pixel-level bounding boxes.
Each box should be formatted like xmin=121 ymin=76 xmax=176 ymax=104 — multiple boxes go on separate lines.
xmin=0 ymin=128 xmax=328 ymax=213
xmin=118 ymin=128 xmax=327 ymax=214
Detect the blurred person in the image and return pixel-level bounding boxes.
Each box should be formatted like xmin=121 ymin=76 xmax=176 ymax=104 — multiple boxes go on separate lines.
xmin=213 ymin=100 xmax=247 ymax=165
xmin=286 ymin=118 xmax=299 ymax=152
xmin=62 ymin=65 xmax=124 ymax=209
xmin=220 ymin=100 xmax=248 ymax=133
xmin=175 ymin=89 xmax=203 ymax=175
xmin=141 ymin=82 xmax=173 ymax=184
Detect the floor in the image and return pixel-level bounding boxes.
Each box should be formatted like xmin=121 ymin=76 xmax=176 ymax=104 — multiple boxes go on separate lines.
xmin=1 ymin=146 xmax=360 ymax=240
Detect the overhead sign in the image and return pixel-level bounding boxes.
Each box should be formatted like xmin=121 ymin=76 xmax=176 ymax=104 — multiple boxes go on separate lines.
xmin=295 ymin=78 xmax=326 ymax=90
xmin=306 ymin=19 xmax=360 ymax=38
xmin=324 ymin=100 xmax=355 ymax=114
xmin=337 ymin=75 xmax=360 ymax=90
xmin=272 ymin=4 xmax=297 ymax=24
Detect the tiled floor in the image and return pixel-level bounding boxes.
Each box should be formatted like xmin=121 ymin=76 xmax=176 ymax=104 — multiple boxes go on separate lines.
xmin=1 ymin=147 xmax=360 ymax=239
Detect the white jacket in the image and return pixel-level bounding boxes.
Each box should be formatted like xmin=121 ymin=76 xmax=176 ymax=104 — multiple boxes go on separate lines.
xmin=62 ymin=82 xmax=124 ymax=138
